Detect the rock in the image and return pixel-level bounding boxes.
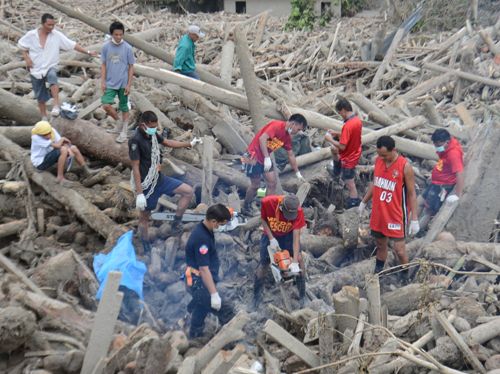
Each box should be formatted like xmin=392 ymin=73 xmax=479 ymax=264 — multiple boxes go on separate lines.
xmin=0 ymin=307 xmax=37 ymax=353
xmin=452 ymin=316 xmax=471 ymax=332
xmin=436 ymin=231 xmax=456 ymax=242
xmin=93 ymin=107 xmax=107 ymax=120
xmin=31 ymin=250 xmax=77 ymax=290
xmin=55 ymin=223 xmax=81 ymax=243
xmin=166 ymin=281 xmax=185 ymax=303
xmin=488 ymin=338 xmax=500 ymax=354
xmin=486 ymin=355 xmax=500 ymax=371
xmin=451 ymin=297 xmax=487 ymax=327
xmin=74 ymin=232 xmax=87 ymax=246
xmin=167 ymin=330 xmax=189 ymax=354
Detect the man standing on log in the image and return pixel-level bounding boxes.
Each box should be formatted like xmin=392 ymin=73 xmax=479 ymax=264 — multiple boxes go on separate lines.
xmin=173 ymin=25 xmax=205 ymax=80
xmin=253 ymin=194 xmax=306 ymax=307
xmin=324 ymin=98 xmax=362 ymax=209
xmin=417 ymin=129 xmax=464 ymax=229
xmin=30 ymin=121 xmax=97 ymax=184
xmin=359 ymin=136 xmax=419 ymax=279
xmin=242 ymin=114 xmax=307 ymax=215
xmin=184 ymin=204 xmax=235 ymax=338
xmin=129 ymin=111 xmax=197 ymax=247
xmin=100 ymin=21 xmax=135 ymax=144
xmin=18 ymin=13 xmax=97 ymax=119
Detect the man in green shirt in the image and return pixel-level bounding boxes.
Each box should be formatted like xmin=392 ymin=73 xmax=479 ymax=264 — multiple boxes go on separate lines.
xmin=173 ymin=25 xmax=205 ymax=80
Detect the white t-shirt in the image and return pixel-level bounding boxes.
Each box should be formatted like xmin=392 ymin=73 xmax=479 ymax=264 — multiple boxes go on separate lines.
xmin=31 ymin=129 xmax=61 ymax=167
xmin=18 ymin=28 xmax=76 ymax=79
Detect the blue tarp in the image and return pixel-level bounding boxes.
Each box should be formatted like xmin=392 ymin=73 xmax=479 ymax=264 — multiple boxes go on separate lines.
xmin=93 ymin=230 xmax=147 ymax=300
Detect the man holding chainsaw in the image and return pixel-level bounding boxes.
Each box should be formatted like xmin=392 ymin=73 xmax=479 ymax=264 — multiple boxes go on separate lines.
xmin=242 ymin=114 xmax=308 ymax=215
xmin=253 ymin=194 xmax=306 ymax=307
xmin=129 ymin=111 xmax=201 ymax=248
xmin=184 ymin=204 xmax=235 ymax=338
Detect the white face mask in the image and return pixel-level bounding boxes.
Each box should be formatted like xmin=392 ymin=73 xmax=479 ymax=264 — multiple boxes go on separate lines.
xmin=111 ymin=38 xmax=123 ymax=45
xmin=287 ymin=127 xmax=293 ymax=134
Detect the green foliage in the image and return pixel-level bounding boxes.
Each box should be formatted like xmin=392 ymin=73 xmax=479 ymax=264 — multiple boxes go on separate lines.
xmin=285 ymin=0 xmax=316 ymax=31
xmin=341 ymin=0 xmax=366 ymax=17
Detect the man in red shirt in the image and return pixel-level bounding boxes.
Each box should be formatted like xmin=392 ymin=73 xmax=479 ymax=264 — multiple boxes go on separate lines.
xmin=242 ymin=114 xmax=308 ymax=215
xmin=324 ymin=98 xmax=362 ymax=208
xmin=418 ymin=129 xmax=464 ymax=229
xmin=359 ymin=136 xmax=419 ymax=280
xmin=253 ymin=194 xmax=306 ymax=307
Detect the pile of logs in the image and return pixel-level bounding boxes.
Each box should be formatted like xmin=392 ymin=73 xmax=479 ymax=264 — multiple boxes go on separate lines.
xmin=0 ymin=0 xmax=499 ymax=372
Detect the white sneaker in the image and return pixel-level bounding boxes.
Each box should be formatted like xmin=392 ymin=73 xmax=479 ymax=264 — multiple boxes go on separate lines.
xmin=51 ymin=106 xmax=60 ymax=116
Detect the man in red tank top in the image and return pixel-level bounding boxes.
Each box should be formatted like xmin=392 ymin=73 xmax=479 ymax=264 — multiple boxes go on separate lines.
xmin=324 ymin=98 xmax=363 ymax=208
xmin=359 ymin=136 xmax=419 ymax=279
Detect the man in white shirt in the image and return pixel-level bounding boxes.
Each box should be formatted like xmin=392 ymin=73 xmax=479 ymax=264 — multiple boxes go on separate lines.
xmin=18 ymin=13 xmax=97 ymax=118
xmin=31 ymin=121 xmax=97 ymax=184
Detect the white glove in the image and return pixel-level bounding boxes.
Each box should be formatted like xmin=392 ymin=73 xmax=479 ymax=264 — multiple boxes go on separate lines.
xmin=446 ymin=194 xmax=459 ymax=203
xmin=358 ymin=201 xmax=366 ymax=216
xmin=296 ymin=171 xmax=306 ymax=182
xmin=289 ymin=262 xmax=301 ymax=274
xmin=409 ymin=220 xmax=420 ymax=236
xmin=210 ymin=292 xmax=221 ymax=311
xmin=269 ymin=238 xmax=280 ymax=251
xmin=136 ymin=193 xmax=147 ymax=211
xmin=324 ymin=132 xmax=333 ymax=142
xmin=263 ymin=157 xmax=272 ymax=172
xmin=190 ymin=137 xmax=203 ymax=147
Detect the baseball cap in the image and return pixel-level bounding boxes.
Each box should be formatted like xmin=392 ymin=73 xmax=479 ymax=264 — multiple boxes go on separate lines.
xmin=281 ymin=195 xmax=300 ymax=221
xmin=188 ymin=25 xmax=205 ymax=38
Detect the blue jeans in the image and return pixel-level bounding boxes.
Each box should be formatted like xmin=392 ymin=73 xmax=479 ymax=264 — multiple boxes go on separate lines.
xmin=180 ymin=70 xmax=200 ymax=80
xmin=36 ymin=148 xmax=61 ymax=170
xmin=30 ymin=67 xmax=58 ymax=103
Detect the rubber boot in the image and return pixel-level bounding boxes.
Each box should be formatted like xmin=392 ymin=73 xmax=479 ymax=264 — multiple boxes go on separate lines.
xmin=82 ymin=164 xmax=99 ymax=177
xmin=374 ymin=258 xmax=385 ymax=274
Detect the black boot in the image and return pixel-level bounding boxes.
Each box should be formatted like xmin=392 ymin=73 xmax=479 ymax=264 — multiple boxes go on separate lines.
xmin=170 ymin=216 xmax=184 ymax=236
xmin=374 ymin=258 xmax=385 ymax=274
xmin=296 ymin=275 xmax=306 ymax=307
xmin=346 ymin=197 xmax=361 ymax=208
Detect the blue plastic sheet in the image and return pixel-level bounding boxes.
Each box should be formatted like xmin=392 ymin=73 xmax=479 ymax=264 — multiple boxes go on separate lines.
xmin=93 ymin=230 xmax=147 ymax=300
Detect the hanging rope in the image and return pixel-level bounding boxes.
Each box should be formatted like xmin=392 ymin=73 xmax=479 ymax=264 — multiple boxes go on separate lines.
xmin=130 ymin=134 xmax=161 ymax=199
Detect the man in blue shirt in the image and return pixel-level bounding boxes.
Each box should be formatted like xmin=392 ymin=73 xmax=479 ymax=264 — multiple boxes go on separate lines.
xmin=184 ymin=204 xmax=234 ymax=338
xmin=173 ymin=25 xmax=205 ymax=80
xmin=101 ymin=21 xmax=135 ymax=143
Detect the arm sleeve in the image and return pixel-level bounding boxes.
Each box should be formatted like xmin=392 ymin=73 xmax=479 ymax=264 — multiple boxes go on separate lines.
xmin=339 ymin=124 xmax=350 ymax=145
xmin=53 ymin=129 xmax=61 ymax=142
xmin=173 ymin=45 xmax=188 ymax=71
xmin=127 ymin=45 xmax=135 ymax=65
xmin=129 ymin=139 xmax=140 ymax=161
xmin=194 ymin=242 xmax=211 ymax=267
xmin=57 ymin=30 xmax=77 ymax=51
xmin=100 ymin=44 xmax=108 ymax=64
xmin=449 ymin=151 xmax=464 ymax=173
xmin=292 ymin=210 xmax=306 ymax=230
xmin=18 ymin=32 xmax=32 ymax=50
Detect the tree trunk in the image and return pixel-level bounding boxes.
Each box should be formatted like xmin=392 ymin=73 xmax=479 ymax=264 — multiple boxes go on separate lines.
xmin=0 ymin=88 xmax=40 ymax=125
xmin=0 ymin=126 xmax=32 ymax=146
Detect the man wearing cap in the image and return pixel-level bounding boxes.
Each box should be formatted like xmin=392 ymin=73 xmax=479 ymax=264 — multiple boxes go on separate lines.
xmin=242 ymin=114 xmax=308 ymax=215
xmin=417 ymin=129 xmax=464 ymax=229
xmin=18 ymin=13 xmax=97 ymax=119
xmin=173 ymin=25 xmax=205 ymax=80
xmin=253 ymin=194 xmax=307 ymax=307
xmin=30 ymin=121 xmax=97 ymax=183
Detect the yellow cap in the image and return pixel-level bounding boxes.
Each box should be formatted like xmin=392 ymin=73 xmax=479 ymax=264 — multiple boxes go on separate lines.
xmin=32 ymin=121 xmax=54 ymax=140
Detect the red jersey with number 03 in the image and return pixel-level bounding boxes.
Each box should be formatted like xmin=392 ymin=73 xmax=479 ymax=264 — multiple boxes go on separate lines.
xmin=261 ymin=195 xmax=306 ymax=237
xmin=247 ymin=120 xmax=292 ymax=164
xmin=370 ymin=155 xmax=408 ymax=238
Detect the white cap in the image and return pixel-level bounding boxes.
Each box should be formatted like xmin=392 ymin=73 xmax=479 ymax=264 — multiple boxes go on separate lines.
xmin=187 ymin=25 xmax=205 ymax=38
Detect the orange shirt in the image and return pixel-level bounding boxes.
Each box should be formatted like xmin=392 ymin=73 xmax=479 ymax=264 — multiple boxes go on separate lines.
xmin=261 ymin=195 xmax=305 ymax=237
xmin=339 ymin=115 xmax=362 ymax=168
xmin=247 ymin=120 xmax=292 ymax=164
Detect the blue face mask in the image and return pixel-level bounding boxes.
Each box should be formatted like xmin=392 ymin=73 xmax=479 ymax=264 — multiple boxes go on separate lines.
xmin=435 ymin=145 xmax=445 ymax=152
xmin=145 ymin=127 xmax=157 ymax=136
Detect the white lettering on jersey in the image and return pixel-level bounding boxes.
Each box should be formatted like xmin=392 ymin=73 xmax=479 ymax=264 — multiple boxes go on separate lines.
xmin=388 ymin=223 xmax=401 ymax=230
xmin=374 ymin=176 xmax=396 ymax=192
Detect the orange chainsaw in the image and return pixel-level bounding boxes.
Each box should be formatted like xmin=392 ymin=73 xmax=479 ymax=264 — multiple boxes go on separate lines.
xmin=267 ymin=245 xmax=300 ymax=283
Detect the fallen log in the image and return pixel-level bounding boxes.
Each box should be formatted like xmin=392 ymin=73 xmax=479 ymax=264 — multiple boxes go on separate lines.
xmin=370 ymin=28 xmax=405 ymax=91
xmin=0 ymin=87 xmax=40 ymax=126
xmin=0 ymin=126 xmax=32 ymax=146
xmin=424 ymin=63 xmax=500 ymax=89
xmin=0 ymin=219 xmax=28 ymax=239
xmin=194 ymin=311 xmax=249 ymax=373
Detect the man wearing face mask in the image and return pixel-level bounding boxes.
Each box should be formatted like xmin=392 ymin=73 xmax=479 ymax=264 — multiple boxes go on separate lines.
xmin=417 ymin=129 xmax=464 ymax=229
xmin=129 ymin=111 xmax=200 ymax=248
xmin=101 ymin=21 xmax=135 ymax=143
xmin=242 ymin=114 xmax=308 ymax=215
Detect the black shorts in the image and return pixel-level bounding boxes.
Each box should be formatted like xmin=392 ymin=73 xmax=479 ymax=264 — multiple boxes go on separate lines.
xmin=371 ymin=230 xmax=405 ymax=241
xmin=340 ymin=167 xmax=355 ymax=181
xmin=244 ymin=162 xmax=273 ymax=178
xmin=259 ymin=232 xmax=294 ymax=265
xmin=422 ymin=183 xmax=454 ymax=215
